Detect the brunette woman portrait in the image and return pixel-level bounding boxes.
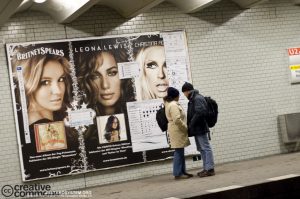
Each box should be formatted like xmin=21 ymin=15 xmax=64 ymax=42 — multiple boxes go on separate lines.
xmin=75 ymin=39 xmax=134 ymax=149
xmin=103 ymin=115 xmax=121 ymax=143
xmin=76 ymin=40 xmax=135 ymax=116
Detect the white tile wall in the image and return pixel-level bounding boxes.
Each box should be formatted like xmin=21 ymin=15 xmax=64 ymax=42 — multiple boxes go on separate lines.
xmin=0 ymin=0 xmax=299 ymax=191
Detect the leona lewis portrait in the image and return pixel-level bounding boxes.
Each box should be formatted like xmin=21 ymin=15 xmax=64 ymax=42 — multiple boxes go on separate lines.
xmin=96 ymin=114 xmax=127 ymax=144
xmin=75 ymin=39 xmax=135 ymax=116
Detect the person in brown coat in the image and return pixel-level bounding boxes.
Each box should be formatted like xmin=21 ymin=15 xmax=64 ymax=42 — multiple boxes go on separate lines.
xmin=164 ymin=87 xmax=193 ymax=179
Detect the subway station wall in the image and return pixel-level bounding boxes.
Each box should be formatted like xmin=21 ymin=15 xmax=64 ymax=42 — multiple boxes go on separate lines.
xmin=1 ymin=0 xmax=300 ymax=191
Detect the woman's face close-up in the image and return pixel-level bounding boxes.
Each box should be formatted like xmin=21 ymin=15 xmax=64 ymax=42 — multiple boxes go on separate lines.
xmin=143 ymin=46 xmax=169 ymax=98
xmin=33 ymin=60 xmax=66 ymax=114
xmin=94 ymin=52 xmax=121 ymax=108
xmin=112 ymin=118 xmax=118 ymax=129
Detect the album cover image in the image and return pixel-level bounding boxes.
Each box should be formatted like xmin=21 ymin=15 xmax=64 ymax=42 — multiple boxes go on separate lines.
xmin=97 ymin=114 xmax=127 ymax=144
xmin=34 ymin=121 xmax=67 ymax=153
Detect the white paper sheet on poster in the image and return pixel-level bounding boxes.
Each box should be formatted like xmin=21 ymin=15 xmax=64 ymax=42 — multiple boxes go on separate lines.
xmin=162 ymin=31 xmax=191 ymax=89
xmin=17 ymin=66 xmax=31 ymax=144
xmin=127 ymin=99 xmax=169 ymax=152
xmin=118 ymin=62 xmax=140 ymax=79
xmin=68 ymin=109 xmax=96 ymax=127
xmin=127 ymin=96 xmax=197 ymax=154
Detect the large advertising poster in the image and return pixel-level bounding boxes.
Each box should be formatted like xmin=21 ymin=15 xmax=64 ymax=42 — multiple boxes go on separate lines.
xmin=6 ymin=31 xmax=194 ymax=181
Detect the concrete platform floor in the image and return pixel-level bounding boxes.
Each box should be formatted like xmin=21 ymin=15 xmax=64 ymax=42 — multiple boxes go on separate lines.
xmin=82 ymin=151 xmax=300 ymax=199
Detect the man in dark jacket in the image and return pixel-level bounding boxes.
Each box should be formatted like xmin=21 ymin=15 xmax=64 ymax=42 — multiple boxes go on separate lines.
xmin=182 ymin=82 xmax=215 ymax=177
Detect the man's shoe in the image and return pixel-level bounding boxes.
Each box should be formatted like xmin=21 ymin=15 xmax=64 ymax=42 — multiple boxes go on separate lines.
xmin=197 ymin=169 xmax=215 ymax=177
xmin=197 ymin=170 xmax=206 ymax=176
xmin=207 ymin=169 xmax=215 ymax=176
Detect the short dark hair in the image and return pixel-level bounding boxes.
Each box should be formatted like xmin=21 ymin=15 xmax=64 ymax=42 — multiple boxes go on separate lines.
xmin=163 ymin=87 xmax=179 ymax=102
xmin=182 ymin=82 xmax=194 ymax=92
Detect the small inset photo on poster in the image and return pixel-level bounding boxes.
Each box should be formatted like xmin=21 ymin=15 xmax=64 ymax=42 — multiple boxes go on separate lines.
xmin=34 ymin=121 xmax=67 ymax=153
xmin=97 ymin=114 xmax=127 ymax=144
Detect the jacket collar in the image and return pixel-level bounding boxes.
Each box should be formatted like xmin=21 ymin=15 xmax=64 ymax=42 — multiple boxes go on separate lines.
xmin=188 ymin=89 xmax=199 ymax=100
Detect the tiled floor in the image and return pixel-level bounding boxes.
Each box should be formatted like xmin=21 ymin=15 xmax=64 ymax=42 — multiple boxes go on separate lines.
xmin=47 ymin=151 xmax=300 ymax=199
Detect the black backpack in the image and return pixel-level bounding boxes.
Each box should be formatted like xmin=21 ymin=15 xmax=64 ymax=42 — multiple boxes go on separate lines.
xmin=204 ymin=96 xmax=218 ymax=128
xmin=156 ymin=105 xmax=168 ymax=132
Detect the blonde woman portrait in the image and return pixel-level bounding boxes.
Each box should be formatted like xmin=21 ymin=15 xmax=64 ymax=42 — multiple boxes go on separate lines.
xmin=11 ymin=45 xmax=79 ymax=180
xmin=12 ymin=45 xmax=80 ymax=147
xmin=134 ymin=35 xmax=169 ymax=101
xmin=12 ymin=50 xmax=72 ymax=129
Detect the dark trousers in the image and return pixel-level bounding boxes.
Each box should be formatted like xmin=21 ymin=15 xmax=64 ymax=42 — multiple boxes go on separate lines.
xmin=173 ymin=148 xmax=186 ymax=176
